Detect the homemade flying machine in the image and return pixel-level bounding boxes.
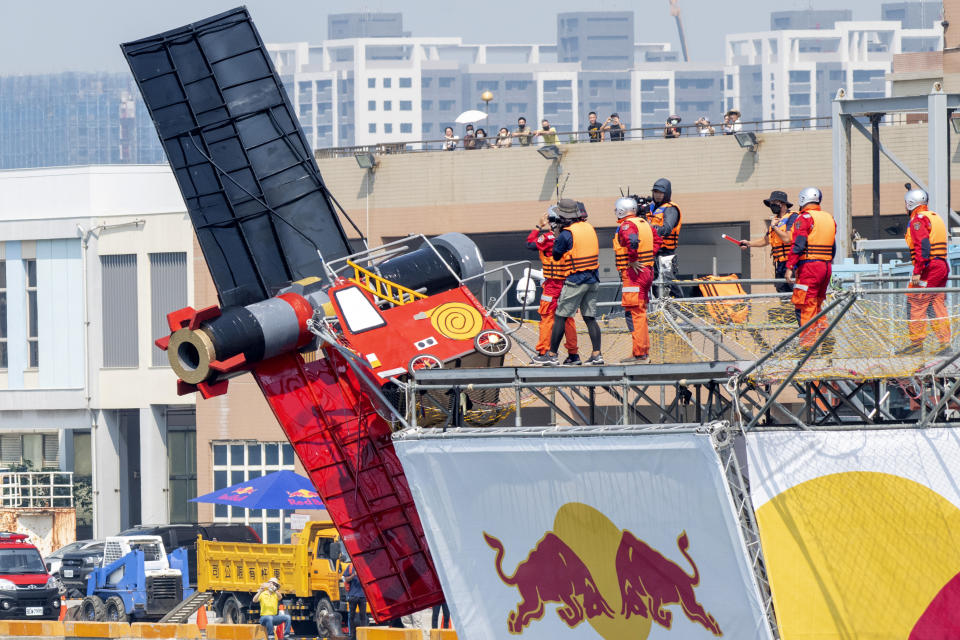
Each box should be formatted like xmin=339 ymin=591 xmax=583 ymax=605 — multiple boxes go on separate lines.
xmin=121 ymin=7 xmax=510 ymax=621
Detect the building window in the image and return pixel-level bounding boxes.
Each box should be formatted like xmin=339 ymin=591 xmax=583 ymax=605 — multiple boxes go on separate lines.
xmin=439 ymin=100 xmax=456 ymax=111
xmin=422 ymin=77 xmax=432 ymax=88
xmin=384 ymin=100 xmax=392 ymax=111
xmin=0 ymin=433 xmax=59 ymax=470
xmin=422 ymin=123 xmax=434 ymax=134
xmin=400 ymin=123 xmax=412 ymax=133
xmin=369 ymin=123 xmax=376 ymax=134
xmin=211 ymin=441 xmax=296 ymax=543
xmin=476 ymin=81 xmax=499 ymax=91
xmin=367 ymin=100 xmax=376 ymax=111
xmin=0 ymin=261 xmax=6 ymax=369
xmin=505 ymin=80 xmax=531 ymax=91
xmin=439 ymin=77 xmax=455 ymax=88
xmin=368 ymin=78 xmax=376 ymax=88
xmin=616 ymin=79 xmax=630 ymax=90
xmin=422 ymin=100 xmax=433 ymax=111
xmin=101 ymin=254 xmax=138 ymax=368
xmin=384 ymin=123 xmax=393 ymax=134
xmin=150 ymin=253 xmax=187 ymax=367
xmin=383 ymin=78 xmax=392 ymax=88
xmin=24 ymin=259 xmax=37 ymax=368
xmin=399 ymin=77 xmax=412 ymax=88
xmin=399 ymin=100 xmax=412 ymax=111
xmin=316 ymin=80 xmax=332 ymax=92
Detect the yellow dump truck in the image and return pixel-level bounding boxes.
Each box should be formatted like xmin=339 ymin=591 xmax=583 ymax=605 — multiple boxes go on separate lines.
xmin=197 ymin=520 xmax=348 ymax=637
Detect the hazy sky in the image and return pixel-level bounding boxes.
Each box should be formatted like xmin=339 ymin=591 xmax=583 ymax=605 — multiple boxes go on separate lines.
xmin=0 ymin=0 xmax=911 ymax=74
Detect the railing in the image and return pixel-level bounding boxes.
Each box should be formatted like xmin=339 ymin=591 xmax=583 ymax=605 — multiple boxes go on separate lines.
xmin=346 ymin=259 xmax=426 ymax=306
xmin=314 ymin=116 xmax=838 ymax=158
xmin=0 ymin=472 xmax=74 ymax=509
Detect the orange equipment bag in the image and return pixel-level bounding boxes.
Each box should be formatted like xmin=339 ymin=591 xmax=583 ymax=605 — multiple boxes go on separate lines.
xmin=698 ymin=275 xmax=749 ymax=324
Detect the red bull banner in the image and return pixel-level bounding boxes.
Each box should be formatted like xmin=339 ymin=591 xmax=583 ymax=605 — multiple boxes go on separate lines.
xmin=395 ymin=432 xmax=772 ymax=640
xmin=746 ymin=428 xmax=960 ymax=639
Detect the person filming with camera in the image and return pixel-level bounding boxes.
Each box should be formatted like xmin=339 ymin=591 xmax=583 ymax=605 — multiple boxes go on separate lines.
xmin=253 ymin=577 xmax=291 ymax=640
xmin=533 ymin=199 xmax=604 ymax=366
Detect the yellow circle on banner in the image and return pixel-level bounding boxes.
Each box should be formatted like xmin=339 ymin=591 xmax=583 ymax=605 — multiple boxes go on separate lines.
xmin=427 ymin=302 xmax=484 ymax=341
xmin=756 ymin=471 xmax=960 ymax=639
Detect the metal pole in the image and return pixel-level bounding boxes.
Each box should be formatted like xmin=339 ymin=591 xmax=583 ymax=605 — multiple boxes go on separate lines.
xmin=745 ymin=294 xmax=858 ymax=430
xmin=870 ymin=113 xmax=883 ymax=240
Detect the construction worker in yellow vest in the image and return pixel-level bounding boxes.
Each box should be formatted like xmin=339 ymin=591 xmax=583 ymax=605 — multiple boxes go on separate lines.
xmin=614 ymin=198 xmax=661 ymax=363
xmin=647 ymin=178 xmax=682 ymax=298
xmin=533 ymin=199 xmax=604 ymax=366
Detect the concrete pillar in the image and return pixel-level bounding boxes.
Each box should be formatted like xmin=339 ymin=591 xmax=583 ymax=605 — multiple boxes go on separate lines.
xmin=140 ymin=406 xmax=170 ymax=525
xmin=928 ymin=90 xmax=950 ymax=225
xmin=93 ymin=410 xmax=122 ymax=537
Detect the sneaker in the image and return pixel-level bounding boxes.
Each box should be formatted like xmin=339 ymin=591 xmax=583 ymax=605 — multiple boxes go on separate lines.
xmin=896 ymin=341 xmax=923 ymax=356
xmin=584 ymin=353 xmax=605 ymax=365
xmin=561 ymin=354 xmax=582 ymax=366
xmin=532 ymin=353 xmax=559 ymax=366
xmin=621 ymin=355 xmax=649 ymax=364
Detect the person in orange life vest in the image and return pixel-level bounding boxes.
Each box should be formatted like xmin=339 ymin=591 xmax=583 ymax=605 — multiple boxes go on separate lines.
xmin=900 ymin=188 xmax=951 ymax=355
xmin=648 ymin=178 xmax=683 ymax=298
xmin=532 ymin=199 xmax=604 ymax=366
xmin=784 ymin=187 xmax=837 ymax=350
xmin=613 ymin=197 xmax=661 ymax=363
xmin=738 ymin=190 xmax=797 ymax=294
xmin=526 ymin=210 xmax=580 ymax=365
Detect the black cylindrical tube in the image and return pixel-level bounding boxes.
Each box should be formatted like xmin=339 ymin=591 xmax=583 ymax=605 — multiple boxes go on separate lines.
xmin=377 ymin=244 xmax=461 ymax=296
xmin=203 ymin=306 xmax=266 ymax=363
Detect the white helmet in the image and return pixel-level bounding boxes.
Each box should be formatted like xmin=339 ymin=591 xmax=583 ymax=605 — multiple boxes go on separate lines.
xmin=905 ymin=188 xmax=929 ymax=212
xmin=797 ymin=187 xmax=822 ymax=208
xmin=615 ymin=197 xmax=638 ymax=220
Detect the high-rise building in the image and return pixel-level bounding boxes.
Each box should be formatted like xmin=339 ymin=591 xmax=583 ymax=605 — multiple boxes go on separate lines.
xmin=770 ymin=10 xmax=853 ymax=30
xmin=328 ymin=12 xmax=407 ymax=39
xmin=558 ymin=12 xmax=634 ymax=70
xmin=724 ymin=19 xmax=942 ymax=124
xmin=0 ymin=73 xmax=165 ymax=170
xmin=881 ymin=2 xmax=943 ymax=29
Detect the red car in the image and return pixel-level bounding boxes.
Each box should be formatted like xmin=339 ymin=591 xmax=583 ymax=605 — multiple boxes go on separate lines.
xmin=0 ymin=533 xmax=60 ymax=620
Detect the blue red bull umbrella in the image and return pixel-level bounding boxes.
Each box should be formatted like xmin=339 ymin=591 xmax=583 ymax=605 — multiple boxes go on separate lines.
xmin=191 ymin=469 xmax=325 ymax=509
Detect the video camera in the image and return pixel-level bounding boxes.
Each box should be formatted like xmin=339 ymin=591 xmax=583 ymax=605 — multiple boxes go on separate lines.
xmin=630 ymin=194 xmax=655 ymax=216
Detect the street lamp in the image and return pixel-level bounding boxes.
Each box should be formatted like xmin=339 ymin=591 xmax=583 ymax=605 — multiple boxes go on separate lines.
xmin=481 ymin=90 xmax=494 ymax=121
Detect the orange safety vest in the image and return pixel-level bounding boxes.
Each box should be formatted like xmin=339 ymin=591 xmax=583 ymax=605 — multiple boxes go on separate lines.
xmin=540 ymin=243 xmax=570 ymax=280
xmin=648 ymin=201 xmax=682 ymax=251
xmin=798 ymin=207 xmax=836 ymax=261
xmin=905 ymin=207 xmax=948 ymax=260
xmin=613 ymin=216 xmax=656 ymax=270
xmin=564 ymin=221 xmax=600 ymax=274
xmin=769 ymin=214 xmax=794 ymax=262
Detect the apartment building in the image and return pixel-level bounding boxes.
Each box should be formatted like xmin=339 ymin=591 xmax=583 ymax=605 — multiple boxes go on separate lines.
xmin=0 ymin=166 xmax=195 ymax=538
xmin=724 ymin=10 xmax=943 ymax=123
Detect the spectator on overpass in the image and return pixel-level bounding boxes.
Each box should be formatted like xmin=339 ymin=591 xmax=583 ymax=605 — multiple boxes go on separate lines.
xmin=723 ymin=109 xmax=742 ymax=135
xmin=442 ymin=127 xmax=458 ymax=151
xmin=494 ymin=127 xmax=513 ymax=148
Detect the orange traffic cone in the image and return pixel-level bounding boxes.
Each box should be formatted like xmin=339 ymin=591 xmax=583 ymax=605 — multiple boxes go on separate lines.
xmin=276 ymin=603 xmax=285 ymax=640
xmin=197 ymin=603 xmax=208 ymax=638
xmin=58 ymin=597 xmax=66 ymax=622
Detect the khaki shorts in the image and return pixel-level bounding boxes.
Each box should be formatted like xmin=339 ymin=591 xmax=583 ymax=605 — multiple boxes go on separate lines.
xmin=556 ymin=282 xmax=600 ymax=318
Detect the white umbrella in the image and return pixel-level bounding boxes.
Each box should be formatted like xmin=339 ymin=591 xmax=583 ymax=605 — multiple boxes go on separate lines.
xmin=455 ymin=110 xmax=488 ymax=125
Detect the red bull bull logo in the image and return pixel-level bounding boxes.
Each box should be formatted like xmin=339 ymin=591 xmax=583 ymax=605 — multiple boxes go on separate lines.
xmin=217 ymin=486 xmax=257 ymax=502
xmin=484 ymin=502 xmax=722 ymax=638
xmin=484 ymin=532 xmax=615 ymax=633
xmin=287 ymin=488 xmax=320 ymax=499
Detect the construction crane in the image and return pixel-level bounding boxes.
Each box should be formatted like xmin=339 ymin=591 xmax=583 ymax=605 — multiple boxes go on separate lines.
xmin=669 ymin=0 xmax=690 ymax=62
